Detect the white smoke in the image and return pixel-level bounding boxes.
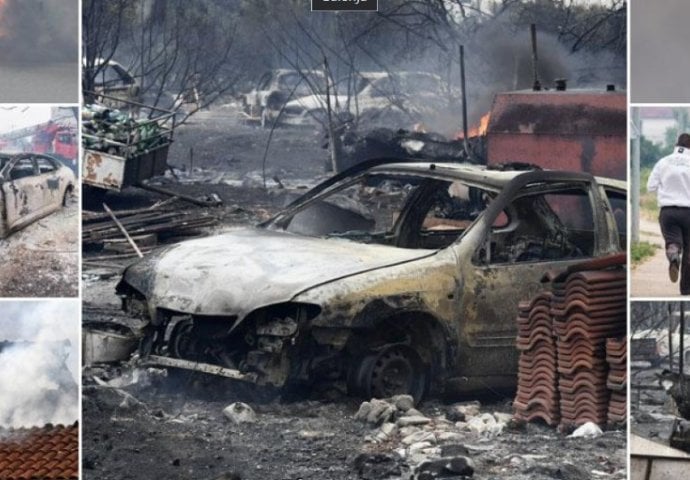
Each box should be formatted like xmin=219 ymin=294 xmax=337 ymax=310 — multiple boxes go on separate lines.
xmin=0 ymin=301 xmax=79 ymax=428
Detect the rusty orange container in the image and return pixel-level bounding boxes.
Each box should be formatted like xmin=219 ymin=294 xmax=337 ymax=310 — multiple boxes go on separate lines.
xmin=485 ymin=88 xmax=626 ymax=180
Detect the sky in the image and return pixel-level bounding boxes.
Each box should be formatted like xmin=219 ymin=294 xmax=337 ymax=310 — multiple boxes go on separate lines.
xmin=631 ymin=0 xmax=688 ymax=102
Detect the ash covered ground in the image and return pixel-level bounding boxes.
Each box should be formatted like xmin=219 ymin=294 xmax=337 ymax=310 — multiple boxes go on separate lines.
xmin=631 ymin=364 xmax=680 ymax=444
xmin=0 ymin=190 xmax=79 ymax=297
xmin=82 ymin=107 xmax=626 ymax=480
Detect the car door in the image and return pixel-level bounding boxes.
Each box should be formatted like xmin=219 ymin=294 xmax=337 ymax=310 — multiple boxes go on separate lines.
xmin=1 ymin=155 xmax=43 ymax=230
xmin=35 ymin=155 xmax=64 ymax=210
xmin=458 ymin=180 xmax=611 ymax=377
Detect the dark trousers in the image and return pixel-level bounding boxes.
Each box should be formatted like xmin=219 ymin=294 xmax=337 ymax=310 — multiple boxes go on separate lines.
xmin=660 ymin=206 xmax=690 ymax=294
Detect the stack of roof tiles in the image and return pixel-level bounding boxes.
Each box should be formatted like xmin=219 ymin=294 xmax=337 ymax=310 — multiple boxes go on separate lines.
xmin=551 ymin=268 xmax=626 ymax=429
xmin=0 ymin=422 xmax=78 ymax=480
xmin=513 ymin=254 xmax=627 ymax=430
xmin=513 ymin=292 xmax=559 ymax=426
xmin=606 ymin=336 xmax=627 ymax=424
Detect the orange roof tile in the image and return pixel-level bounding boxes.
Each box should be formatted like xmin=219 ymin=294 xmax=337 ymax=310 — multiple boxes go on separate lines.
xmin=0 ymin=423 xmax=78 ymax=480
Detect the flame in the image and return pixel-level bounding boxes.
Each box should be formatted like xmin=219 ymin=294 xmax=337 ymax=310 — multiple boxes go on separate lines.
xmin=456 ymin=113 xmax=490 ymax=139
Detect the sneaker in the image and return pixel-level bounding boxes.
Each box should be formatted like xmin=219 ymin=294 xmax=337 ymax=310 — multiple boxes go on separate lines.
xmin=669 ymin=253 xmax=680 ymax=283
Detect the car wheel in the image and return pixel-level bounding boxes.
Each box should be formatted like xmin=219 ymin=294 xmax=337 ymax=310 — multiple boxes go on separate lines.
xmin=62 ymin=187 xmax=73 ymax=207
xmin=348 ymin=344 xmax=428 ymax=404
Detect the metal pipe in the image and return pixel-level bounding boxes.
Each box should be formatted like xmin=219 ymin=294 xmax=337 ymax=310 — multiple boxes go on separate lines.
xmin=670 ymin=303 xmax=675 ymax=371
xmin=632 ymin=107 xmax=641 ymax=243
xmin=459 ymin=45 xmax=470 ymax=158
xmin=681 ymin=302 xmax=685 ymax=375
xmin=530 ymin=24 xmax=541 ymax=91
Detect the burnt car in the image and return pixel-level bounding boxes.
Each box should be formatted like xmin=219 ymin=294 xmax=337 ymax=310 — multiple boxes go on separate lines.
xmin=283 ymin=71 xmax=459 ymax=132
xmin=83 ymin=58 xmax=142 ymax=108
xmin=0 ymin=153 xmax=76 ymax=238
xmin=240 ymin=69 xmax=328 ymax=127
xmin=117 ymin=160 xmax=625 ymax=402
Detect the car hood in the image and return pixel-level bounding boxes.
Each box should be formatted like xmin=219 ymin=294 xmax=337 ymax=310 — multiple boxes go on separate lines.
xmin=121 ymin=228 xmax=435 ymax=318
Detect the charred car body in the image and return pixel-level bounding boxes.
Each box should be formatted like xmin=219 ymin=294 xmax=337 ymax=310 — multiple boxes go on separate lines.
xmin=283 ymin=71 xmax=459 ymax=132
xmin=0 ymin=153 xmax=76 ymax=238
xmin=117 ymin=160 xmax=625 ymax=401
xmin=240 ymin=69 xmax=328 ymax=128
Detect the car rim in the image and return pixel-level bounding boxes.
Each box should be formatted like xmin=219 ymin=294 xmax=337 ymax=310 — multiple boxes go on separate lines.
xmin=351 ymin=345 xmax=427 ymax=403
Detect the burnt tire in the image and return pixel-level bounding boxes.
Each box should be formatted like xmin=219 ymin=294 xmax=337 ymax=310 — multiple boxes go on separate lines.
xmin=348 ymin=345 xmax=428 ymax=404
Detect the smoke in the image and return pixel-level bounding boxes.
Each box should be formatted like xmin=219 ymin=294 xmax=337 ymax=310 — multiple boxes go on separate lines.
xmin=0 ymin=0 xmax=78 ymax=64
xmin=381 ymin=16 xmax=625 ymax=128
xmin=0 ymin=301 xmax=79 ymax=429
xmin=458 ymin=19 xmax=625 ymax=124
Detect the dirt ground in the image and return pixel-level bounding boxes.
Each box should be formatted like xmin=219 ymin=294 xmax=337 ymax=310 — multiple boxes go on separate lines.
xmin=82 ymin=363 xmax=626 ymax=480
xmin=630 ymin=364 xmax=680 ymax=445
xmin=82 ymin=107 xmax=627 ymax=480
xmin=631 ymin=218 xmax=679 ymax=298
xmin=0 ymin=191 xmax=79 ymax=297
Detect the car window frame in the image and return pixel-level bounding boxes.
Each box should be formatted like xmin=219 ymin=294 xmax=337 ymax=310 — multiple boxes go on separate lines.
xmin=472 ymin=181 xmax=600 ymax=267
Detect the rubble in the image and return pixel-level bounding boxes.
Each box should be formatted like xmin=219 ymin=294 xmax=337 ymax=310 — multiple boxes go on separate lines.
xmin=82 ymin=206 xmax=217 ymax=250
xmin=568 ymin=422 xmax=603 ymax=438
xmin=223 ymin=402 xmax=257 ymax=424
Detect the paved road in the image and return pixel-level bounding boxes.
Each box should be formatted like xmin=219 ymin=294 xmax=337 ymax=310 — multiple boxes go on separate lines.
xmin=632 ymin=217 xmax=681 ymax=298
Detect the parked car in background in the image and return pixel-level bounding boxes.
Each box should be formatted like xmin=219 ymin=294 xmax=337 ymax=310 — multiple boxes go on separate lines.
xmin=0 ymin=153 xmax=76 ymax=238
xmin=283 ymin=71 xmax=459 ymax=131
xmin=84 ymin=58 xmax=142 ymax=108
xmin=240 ymin=69 xmax=328 ymax=127
xmin=117 ymin=160 xmax=625 ymax=403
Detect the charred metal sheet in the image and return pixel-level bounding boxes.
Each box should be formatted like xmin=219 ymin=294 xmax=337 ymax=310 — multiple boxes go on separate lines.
xmin=82 ymin=150 xmax=125 ymax=191
xmin=83 ymin=327 xmax=138 ymax=365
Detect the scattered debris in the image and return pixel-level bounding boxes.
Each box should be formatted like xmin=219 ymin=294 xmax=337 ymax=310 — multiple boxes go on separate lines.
xmin=569 ymin=422 xmax=603 ymax=438
xmin=223 ymin=402 xmax=257 ymax=424
xmin=82 ymin=207 xmax=217 ymax=250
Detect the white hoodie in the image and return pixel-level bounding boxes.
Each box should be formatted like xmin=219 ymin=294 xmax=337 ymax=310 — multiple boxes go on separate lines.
xmin=647 ymin=146 xmax=690 ymax=207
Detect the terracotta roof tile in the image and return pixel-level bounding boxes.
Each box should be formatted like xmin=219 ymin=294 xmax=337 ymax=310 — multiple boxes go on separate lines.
xmin=0 ymin=423 xmax=78 ymax=480
xmin=513 ymin=255 xmax=627 ymax=430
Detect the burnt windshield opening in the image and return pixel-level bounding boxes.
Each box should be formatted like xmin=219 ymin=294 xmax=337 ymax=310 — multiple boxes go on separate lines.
xmin=276 ymin=172 xmax=497 ymax=249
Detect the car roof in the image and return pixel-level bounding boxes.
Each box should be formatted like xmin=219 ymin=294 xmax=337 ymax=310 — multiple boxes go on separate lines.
xmin=366 ymin=162 xmax=600 ymax=189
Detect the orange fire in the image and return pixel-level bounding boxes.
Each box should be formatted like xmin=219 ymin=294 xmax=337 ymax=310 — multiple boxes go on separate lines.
xmin=456 ymin=112 xmax=490 ymax=140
